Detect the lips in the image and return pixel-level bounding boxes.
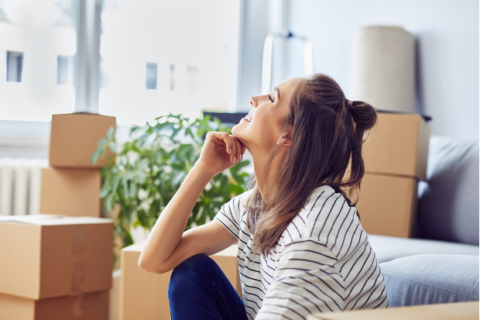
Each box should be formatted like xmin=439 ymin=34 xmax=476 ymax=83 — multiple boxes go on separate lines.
xmin=244 ymin=110 xmax=254 ymax=122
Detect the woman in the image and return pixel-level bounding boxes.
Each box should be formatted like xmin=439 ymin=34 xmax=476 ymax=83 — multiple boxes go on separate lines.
xmin=138 ymin=74 xmax=389 ymax=320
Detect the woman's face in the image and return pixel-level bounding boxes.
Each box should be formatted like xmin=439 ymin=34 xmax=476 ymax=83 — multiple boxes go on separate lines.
xmin=232 ymin=77 xmax=301 ymax=154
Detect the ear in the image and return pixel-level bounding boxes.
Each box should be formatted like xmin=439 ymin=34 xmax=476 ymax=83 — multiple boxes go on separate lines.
xmin=276 ymin=127 xmax=294 ymax=148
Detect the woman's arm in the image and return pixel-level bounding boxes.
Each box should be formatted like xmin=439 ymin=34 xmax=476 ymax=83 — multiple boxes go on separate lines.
xmin=138 ymin=168 xmax=236 ymax=273
xmin=138 ymin=132 xmax=245 ymax=274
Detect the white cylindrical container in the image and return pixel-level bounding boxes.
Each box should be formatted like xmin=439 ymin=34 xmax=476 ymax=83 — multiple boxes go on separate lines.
xmin=351 ymin=25 xmax=415 ymax=112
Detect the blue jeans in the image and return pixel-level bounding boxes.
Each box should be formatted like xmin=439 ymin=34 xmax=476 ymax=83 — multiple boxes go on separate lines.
xmin=168 ymin=254 xmax=249 ymax=320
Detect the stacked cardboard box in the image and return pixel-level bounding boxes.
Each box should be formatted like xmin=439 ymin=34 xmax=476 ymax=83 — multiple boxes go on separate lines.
xmin=356 ymin=112 xmax=431 ymax=238
xmin=0 ymin=215 xmax=114 ymax=319
xmin=307 ymin=301 xmax=479 ymax=320
xmin=120 ymin=242 xmax=241 ymax=320
xmin=40 ymin=113 xmax=116 ymax=217
xmin=109 ymin=270 xmax=121 ymax=320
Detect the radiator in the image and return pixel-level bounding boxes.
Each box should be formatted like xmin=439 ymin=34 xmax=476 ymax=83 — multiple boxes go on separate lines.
xmin=0 ymin=158 xmax=49 ymax=216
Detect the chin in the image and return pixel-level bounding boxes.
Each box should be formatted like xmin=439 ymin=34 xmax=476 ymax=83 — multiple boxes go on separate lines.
xmin=232 ymin=125 xmax=248 ymax=144
xmin=232 ymin=123 xmax=242 ymax=137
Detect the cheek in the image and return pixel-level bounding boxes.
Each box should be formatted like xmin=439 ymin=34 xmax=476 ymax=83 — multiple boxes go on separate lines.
xmin=250 ymin=114 xmax=280 ymax=145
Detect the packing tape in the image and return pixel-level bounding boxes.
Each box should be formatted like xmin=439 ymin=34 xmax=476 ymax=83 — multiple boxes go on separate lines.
xmin=71 ymin=293 xmax=85 ymax=316
xmin=72 ymin=262 xmax=86 ymax=294
xmin=72 ymin=225 xmax=86 ymax=254
xmin=72 ymin=225 xmax=86 ymax=296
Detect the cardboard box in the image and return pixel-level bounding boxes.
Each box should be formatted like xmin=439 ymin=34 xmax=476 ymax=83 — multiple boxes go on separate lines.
xmin=121 ymin=242 xmax=241 ymax=320
xmin=362 ymin=112 xmax=430 ymax=180
xmin=49 ymin=113 xmax=116 ymax=169
xmin=307 ymin=301 xmax=479 ymax=320
xmin=0 ymin=215 xmax=113 ymax=300
xmin=0 ymin=290 xmax=109 ymax=320
xmin=40 ymin=168 xmax=101 ymax=217
xmin=109 ymin=269 xmax=121 ymax=320
xmin=356 ymin=173 xmax=418 ymax=238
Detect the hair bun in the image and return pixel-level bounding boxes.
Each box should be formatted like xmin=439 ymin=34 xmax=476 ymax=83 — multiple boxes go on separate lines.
xmin=348 ymin=101 xmax=377 ymax=132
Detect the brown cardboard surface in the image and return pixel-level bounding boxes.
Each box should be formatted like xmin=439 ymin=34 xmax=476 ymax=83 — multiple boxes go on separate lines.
xmin=362 ymin=112 xmax=430 ymax=180
xmin=0 ymin=292 xmax=34 ymax=320
xmin=109 ymin=269 xmax=121 ymax=320
xmin=49 ymin=113 xmax=116 ymax=168
xmin=0 ymin=215 xmax=113 ymax=300
xmin=120 ymin=242 xmax=241 ymax=320
xmin=356 ymin=173 xmax=417 ymax=238
xmin=40 ymin=167 xmax=101 ymax=217
xmin=307 ymin=301 xmax=479 ymax=320
xmin=0 ymin=291 xmax=109 ymax=320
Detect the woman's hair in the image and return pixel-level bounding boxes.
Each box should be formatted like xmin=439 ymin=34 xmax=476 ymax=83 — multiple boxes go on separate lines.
xmin=245 ymin=73 xmax=377 ymax=256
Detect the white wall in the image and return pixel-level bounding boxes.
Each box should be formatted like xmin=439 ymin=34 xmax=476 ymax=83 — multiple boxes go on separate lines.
xmin=237 ymin=0 xmax=270 ymax=111
xmin=287 ymin=0 xmax=479 ymax=137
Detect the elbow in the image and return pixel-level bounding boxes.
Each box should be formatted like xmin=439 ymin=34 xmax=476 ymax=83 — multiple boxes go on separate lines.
xmin=138 ymin=256 xmax=167 ymax=274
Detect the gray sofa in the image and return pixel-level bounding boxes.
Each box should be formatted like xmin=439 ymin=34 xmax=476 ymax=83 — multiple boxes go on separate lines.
xmin=368 ymin=136 xmax=479 ymax=307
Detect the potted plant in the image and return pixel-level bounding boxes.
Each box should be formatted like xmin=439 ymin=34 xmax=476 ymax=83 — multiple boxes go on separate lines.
xmin=92 ymin=114 xmax=250 ymax=264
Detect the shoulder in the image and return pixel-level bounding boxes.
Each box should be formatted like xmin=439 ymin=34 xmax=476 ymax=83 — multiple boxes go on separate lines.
xmin=283 ymin=185 xmax=360 ymax=259
xmin=215 ymin=189 xmax=255 ymax=239
xmin=219 ymin=188 xmax=254 ymax=219
xmin=224 ymin=188 xmax=254 ymax=209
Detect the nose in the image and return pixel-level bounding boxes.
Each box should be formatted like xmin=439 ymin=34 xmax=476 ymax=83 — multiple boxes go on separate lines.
xmin=249 ymin=96 xmax=260 ymax=108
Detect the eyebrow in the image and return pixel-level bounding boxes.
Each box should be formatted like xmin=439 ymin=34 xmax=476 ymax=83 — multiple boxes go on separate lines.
xmin=274 ymin=87 xmax=280 ymax=100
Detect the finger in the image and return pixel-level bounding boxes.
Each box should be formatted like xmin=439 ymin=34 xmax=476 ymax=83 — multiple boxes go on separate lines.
xmin=236 ymin=139 xmax=243 ymax=162
xmin=230 ymin=136 xmax=238 ymax=163
xmin=220 ymin=132 xmax=232 ymax=156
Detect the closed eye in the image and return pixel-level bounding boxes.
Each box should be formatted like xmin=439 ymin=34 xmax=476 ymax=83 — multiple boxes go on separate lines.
xmin=268 ymin=94 xmax=274 ymax=103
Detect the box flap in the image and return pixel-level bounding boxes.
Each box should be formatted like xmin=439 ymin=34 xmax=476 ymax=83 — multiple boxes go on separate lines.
xmin=0 ymin=214 xmax=63 ymax=223
xmin=376 ymin=109 xmax=432 ymax=122
xmin=0 ymin=214 xmax=112 ymax=225
xmin=53 ymin=112 xmax=115 ymax=118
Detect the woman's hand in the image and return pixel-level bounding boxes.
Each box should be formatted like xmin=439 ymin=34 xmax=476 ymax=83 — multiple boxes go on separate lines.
xmin=194 ymin=131 xmax=246 ymax=176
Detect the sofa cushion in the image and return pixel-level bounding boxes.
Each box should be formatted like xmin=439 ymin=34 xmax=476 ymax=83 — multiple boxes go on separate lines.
xmin=369 ymin=234 xmax=479 ymax=263
xmin=380 ymin=254 xmax=479 ymax=307
xmin=416 ymin=136 xmax=479 ymax=245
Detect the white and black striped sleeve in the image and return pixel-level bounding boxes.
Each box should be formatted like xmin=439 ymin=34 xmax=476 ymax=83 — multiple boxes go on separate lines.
xmin=255 ymin=239 xmax=344 ymax=320
xmin=214 ymin=194 xmax=242 ymax=240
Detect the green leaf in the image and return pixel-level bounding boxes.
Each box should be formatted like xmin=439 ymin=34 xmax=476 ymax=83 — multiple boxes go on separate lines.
xmin=91 ymin=148 xmax=101 ymax=164
xmin=107 ymin=126 xmax=115 ymax=140
xmin=100 ymin=184 xmax=110 ymax=198
xmin=130 ymin=125 xmax=141 ymax=134
xmin=108 ymin=142 xmax=115 ymax=153
xmin=130 ymin=182 xmax=138 ymax=198
xmin=98 ymin=137 xmax=107 ymax=148
xmin=122 ymin=178 xmax=129 ymax=199
xmin=172 ymin=171 xmax=185 ymax=186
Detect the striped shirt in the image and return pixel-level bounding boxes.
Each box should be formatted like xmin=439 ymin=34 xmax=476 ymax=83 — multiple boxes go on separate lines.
xmin=214 ymin=185 xmax=389 ymax=320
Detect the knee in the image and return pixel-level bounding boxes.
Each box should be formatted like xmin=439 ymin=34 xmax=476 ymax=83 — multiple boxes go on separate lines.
xmin=168 ymin=254 xmax=212 ymax=296
xmin=172 ymin=254 xmax=213 ymax=277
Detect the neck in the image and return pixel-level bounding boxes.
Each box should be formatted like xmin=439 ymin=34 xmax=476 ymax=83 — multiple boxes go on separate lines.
xmin=250 ymin=146 xmax=286 ymax=201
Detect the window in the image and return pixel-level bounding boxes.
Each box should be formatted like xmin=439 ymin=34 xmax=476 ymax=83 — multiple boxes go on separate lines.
xmin=0 ymin=0 xmax=241 ymax=125
xmin=146 ymin=63 xmax=157 ymax=90
xmin=6 ymin=51 xmax=23 ymax=82
xmin=57 ymin=55 xmax=74 ymax=85
xmin=99 ymin=0 xmax=241 ymax=125
xmin=0 ymin=0 xmax=76 ymax=122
